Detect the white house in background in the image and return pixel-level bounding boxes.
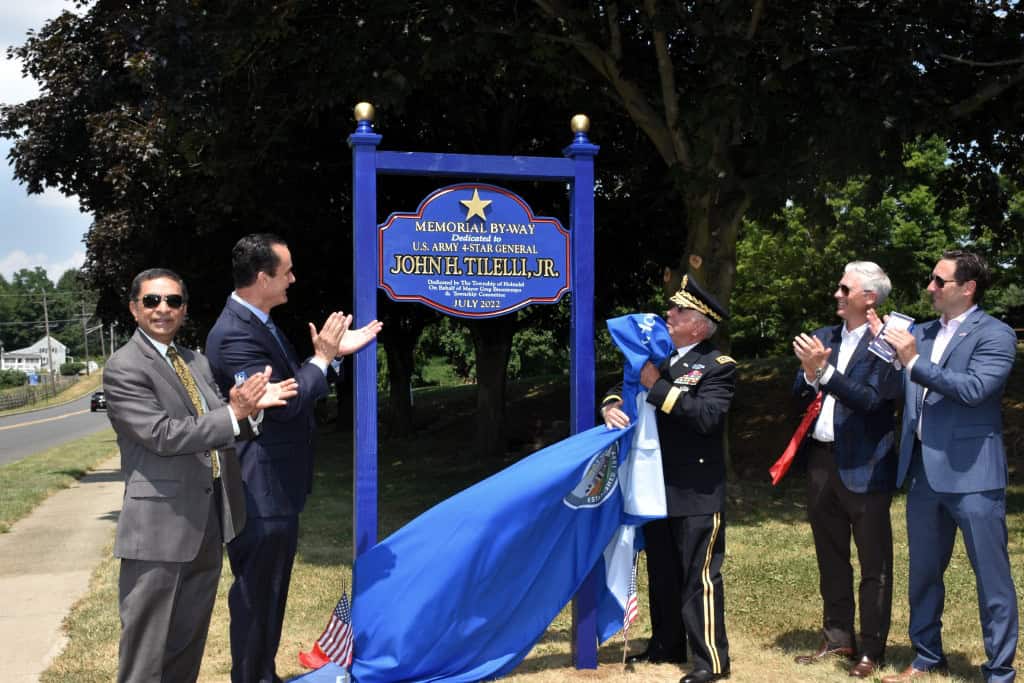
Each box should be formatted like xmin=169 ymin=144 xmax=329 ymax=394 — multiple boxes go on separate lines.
xmin=0 ymin=337 xmax=68 ymax=373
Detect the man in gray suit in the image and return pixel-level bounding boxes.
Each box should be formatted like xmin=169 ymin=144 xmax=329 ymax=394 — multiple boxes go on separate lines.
xmin=104 ymin=268 xmax=297 ymax=683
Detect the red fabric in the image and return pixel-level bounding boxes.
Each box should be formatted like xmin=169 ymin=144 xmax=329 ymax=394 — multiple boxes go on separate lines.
xmin=769 ymin=392 xmax=822 ymax=485
xmin=298 ymin=642 xmax=330 ymax=670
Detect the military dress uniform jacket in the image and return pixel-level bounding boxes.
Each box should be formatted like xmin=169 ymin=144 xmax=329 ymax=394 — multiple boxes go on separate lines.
xmin=604 ymin=340 xmax=737 ymax=517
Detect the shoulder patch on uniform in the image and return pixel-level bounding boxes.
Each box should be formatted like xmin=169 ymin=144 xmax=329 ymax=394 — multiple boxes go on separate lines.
xmin=715 ymin=355 xmax=736 ymax=365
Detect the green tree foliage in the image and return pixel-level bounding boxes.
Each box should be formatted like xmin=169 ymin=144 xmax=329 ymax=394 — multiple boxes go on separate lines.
xmin=0 ymin=267 xmax=98 ymax=359
xmin=528 ymin=0 xmax=1024 ymax=312
xmin=731 ymin=137 xmax=985 ymax=357
xmin=0 ymin=1 xmax=647 ymax=455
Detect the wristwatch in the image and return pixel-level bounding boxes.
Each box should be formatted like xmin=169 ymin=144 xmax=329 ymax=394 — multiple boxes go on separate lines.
xmin=814 ymin=365 xmax=827 ymax=382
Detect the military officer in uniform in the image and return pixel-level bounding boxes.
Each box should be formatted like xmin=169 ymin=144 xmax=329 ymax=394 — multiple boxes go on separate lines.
xmin=603 ymin=276 xmax=736 ymax=683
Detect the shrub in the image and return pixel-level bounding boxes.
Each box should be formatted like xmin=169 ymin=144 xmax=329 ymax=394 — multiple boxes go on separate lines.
xmin=60 ymin=362 xmax=86 ymax=376
xmin=0 ymin=369 xmax=28 ymax=388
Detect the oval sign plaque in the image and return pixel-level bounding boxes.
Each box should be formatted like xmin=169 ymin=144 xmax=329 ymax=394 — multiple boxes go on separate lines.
xmin=378 ymin=183 xmax=571 ymax=318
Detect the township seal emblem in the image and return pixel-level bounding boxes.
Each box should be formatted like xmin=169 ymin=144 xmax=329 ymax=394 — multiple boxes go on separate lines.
xmin=563 ymin=441 xmax=619 ymax=509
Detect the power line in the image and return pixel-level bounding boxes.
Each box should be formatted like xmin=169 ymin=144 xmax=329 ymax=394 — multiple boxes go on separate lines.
xmin=0 ymin=291 xmax=92 ymax=299
xmin=0 ymin=317 xmax=97 ymax=327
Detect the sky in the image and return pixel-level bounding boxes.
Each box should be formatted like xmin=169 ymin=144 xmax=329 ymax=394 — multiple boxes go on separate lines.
xmin=0 ymin=1 xmax=92 ymax=283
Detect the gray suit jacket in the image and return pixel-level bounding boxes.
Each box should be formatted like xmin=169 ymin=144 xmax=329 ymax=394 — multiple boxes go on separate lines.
xmin=104 ymin=329 xmax=250 ymax=562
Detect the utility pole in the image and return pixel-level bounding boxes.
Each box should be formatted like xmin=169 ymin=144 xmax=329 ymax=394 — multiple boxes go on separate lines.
xmin=81 ymin=301 xmax=91 ymax=375
xmin=42 ymin=290 xmax=56 ymax=397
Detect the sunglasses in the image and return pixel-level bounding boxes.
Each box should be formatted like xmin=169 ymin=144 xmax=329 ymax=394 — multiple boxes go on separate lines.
xmin=137 ymin=294 xmax=185 ymax=309
xmin=837 ymin=284 xmax=873 ymax=296
xmin=927 ymin=274 xmax=960 ymax=289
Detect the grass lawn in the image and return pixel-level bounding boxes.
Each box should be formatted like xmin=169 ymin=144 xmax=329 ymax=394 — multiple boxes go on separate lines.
xmin=41 ymin=352 xmax=1024 ymax=682
xmin=0 ymin=427 xmax=118 ymax=533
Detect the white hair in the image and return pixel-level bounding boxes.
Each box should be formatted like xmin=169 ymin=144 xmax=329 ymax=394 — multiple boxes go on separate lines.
xmin=845 ymin=261 xmax=892 ymax=305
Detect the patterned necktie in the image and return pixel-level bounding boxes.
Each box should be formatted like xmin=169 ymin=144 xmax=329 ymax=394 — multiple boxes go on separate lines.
xmin=166 ymin=346 xmax=220 ymax=479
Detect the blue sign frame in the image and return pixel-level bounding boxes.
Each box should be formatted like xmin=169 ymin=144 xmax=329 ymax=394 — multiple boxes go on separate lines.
xmin=349 ymin=108 xmax=600 ymax=668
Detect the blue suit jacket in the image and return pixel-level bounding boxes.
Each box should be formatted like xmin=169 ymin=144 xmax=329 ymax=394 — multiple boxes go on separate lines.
xmin=897 ymin=308 xmax=1016 ymax=492
xmin=205 ymin=296 xmax=328 ymax=517
xmin=794 ymin=325 xmax=901 ymax=493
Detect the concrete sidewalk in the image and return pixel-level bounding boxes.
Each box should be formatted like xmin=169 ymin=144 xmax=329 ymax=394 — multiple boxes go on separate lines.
xmin=0 ymin=454 xmax=123 ymax=682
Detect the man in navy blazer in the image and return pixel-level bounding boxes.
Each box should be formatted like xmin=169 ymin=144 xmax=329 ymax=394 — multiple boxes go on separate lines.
xmin=205 ymin=234 xmax=381 ymax=683
xmin=790 ymin=262 xmax=902 ymax=678
xmin=878 ymin=250 xmax=1018 ymax=683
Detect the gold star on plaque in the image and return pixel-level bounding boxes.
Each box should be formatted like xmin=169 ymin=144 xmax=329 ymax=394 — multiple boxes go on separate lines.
xmin=460 ymin=188 xmax=492 ymax=221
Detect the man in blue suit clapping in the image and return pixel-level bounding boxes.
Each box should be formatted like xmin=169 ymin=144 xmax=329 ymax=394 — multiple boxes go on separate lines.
xmin=877 ymin=250 xmax=1018 ymax=683
xmin=206 ymin=234 xmax=381 ymax=683
xmin=790 ymin=262 xmax=902 ymax=679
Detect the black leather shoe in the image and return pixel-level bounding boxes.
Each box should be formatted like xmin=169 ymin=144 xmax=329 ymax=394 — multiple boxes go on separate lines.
xmin=680 ymin=669 xmax=729 ymax=683
xmin=625 ymin=645 xmax=686 ymax=664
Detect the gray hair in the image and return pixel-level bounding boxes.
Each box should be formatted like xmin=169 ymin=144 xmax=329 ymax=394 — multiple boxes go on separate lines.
xmin=844 ymin=261 xmax=891 ymax=305
xmin=685 ymin=310 xmax=717 ymax=340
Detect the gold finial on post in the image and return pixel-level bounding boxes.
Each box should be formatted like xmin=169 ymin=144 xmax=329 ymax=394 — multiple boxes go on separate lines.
xmin=570 ymin=114 xmax=590 ymax=134
xmin=354 ymin=102 xmax=375 ymax=122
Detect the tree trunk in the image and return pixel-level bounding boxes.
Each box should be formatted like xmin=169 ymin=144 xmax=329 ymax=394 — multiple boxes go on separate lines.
xmin=383 ymin=338 xmax=416 ymax=437
xmin=380 ymin=311 xmax=429 ymax=437
xmin=663 ymin=187 xmax=751 ymax=353
xmin=469 ymin=315 xmax=518 ymax=460
xmin=662 ymin=187 xmax=750 ymax=479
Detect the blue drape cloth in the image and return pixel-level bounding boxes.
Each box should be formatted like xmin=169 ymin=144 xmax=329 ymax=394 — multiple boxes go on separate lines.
xmin=289 ymin=314 xmax=673 ymax=683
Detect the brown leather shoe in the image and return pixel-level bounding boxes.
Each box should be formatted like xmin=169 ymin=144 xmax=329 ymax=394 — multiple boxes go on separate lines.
xmin=848 ymin=655 xmax=882 ymax=678
xmin=795 ymin=640 xmax=855 ymax=665
xmin=879 ymin=664 xmax=950 ymax=682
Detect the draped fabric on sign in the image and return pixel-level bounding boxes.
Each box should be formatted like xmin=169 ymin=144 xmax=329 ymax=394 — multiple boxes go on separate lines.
xmin=289 ymin=314 xmax=672 ymax=683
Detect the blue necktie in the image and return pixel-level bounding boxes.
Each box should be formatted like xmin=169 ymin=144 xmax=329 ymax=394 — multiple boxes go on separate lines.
xmin=265 ymin=318 xmax=290 ymax=358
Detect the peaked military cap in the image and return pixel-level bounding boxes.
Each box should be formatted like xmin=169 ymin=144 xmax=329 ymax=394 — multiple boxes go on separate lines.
xmin=669 ymin=274 xmax=729 ymax=322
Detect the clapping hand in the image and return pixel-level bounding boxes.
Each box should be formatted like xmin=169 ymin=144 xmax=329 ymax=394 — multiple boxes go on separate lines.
xmin=230 ymin=370 xmax=269 ymax=419
xmin=229 ymin=366 xmax=300 ymax=418
xmin=257 ymin=366 xmax=298 ymax=409
xmin=337 ymin=319 xmax=383 ymax=356
xmin=309 ymin=312 xmax=353 ymax=364
xmin=793 ymin=333 xmax=830 ymax=382
xmin=866 ymin=308 xmax=883 ymax=336
xmin=881 ymin=323 xmax=917 ymax=366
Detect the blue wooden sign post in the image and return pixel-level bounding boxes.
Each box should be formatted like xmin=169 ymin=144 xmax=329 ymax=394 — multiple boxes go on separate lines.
xmin=348 ymin=102 xmax=601 ymax=669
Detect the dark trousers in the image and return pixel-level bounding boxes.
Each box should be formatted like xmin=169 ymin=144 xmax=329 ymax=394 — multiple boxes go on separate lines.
xmin=806 ymin=440 xmax=893 ymax=660
xmin=117 ymin=489 xmax=222 ymax=683
xmin=644 ymin=512 xmax=729 ymax=674
xmin=227 ymin=515 xmax=300 ymax=683
xmin=905 ymin=441 xmax=1018 ymax=682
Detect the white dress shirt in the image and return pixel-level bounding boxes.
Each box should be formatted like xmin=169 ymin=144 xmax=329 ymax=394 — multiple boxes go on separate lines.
xmin=670 ymin=342 xmax=699 ymax=366
xmin=808 ymin=322 xmax=868 ymax=443
xmin=908 ymin=304 xmax=977 ymax=437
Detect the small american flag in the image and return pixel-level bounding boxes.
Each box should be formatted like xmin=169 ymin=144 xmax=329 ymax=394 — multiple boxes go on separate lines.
xmin=624 ymin=552 xmax=639 ymax=630
xmin=317 ymin=592 xmax=354 ymax=667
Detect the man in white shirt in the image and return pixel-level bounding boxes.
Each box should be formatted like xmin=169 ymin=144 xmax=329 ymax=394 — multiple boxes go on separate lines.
xmin=877 ymin=251 xmax=1018 ymax=683
xmin=790 ymin=262 xmax=902 ymax=678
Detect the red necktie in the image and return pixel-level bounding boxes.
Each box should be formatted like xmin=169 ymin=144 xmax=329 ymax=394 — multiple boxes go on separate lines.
xmin=769 ymin=392 xmax=822 ymax=485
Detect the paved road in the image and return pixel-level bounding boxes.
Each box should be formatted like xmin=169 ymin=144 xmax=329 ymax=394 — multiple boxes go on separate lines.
xmin=0 ymin=393 xmax=114 ymax=466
